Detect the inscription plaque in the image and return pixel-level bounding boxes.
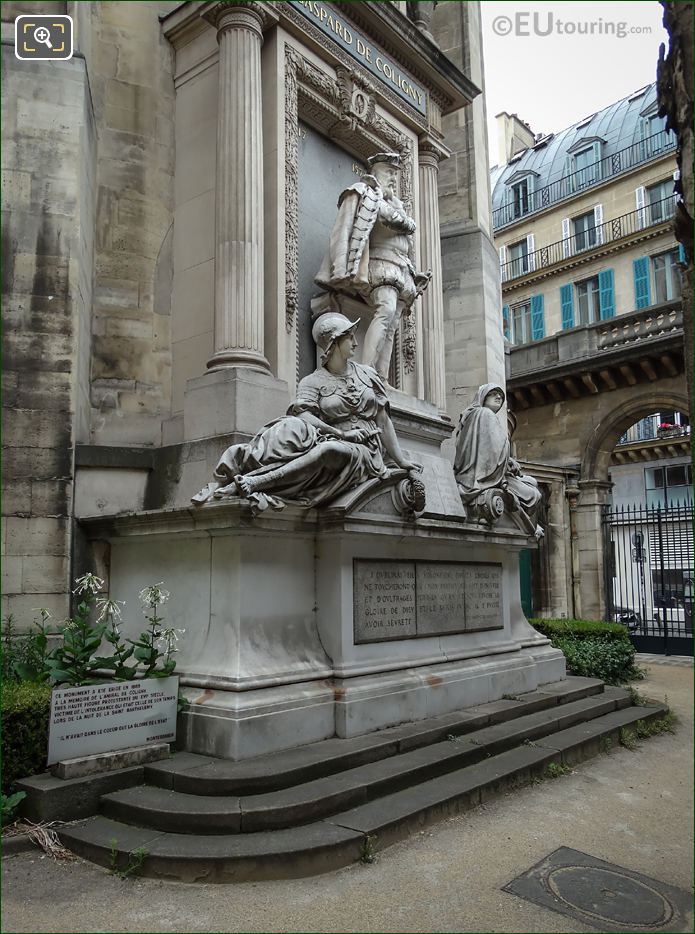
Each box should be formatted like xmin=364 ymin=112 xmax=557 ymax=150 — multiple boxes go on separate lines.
xmin=464 ymin=564 xmax=503 ymax=631
xmin=353 ymin=560 xmax=503 ymax=643
xmin=353 ymin=560 xmax=417 ymax=642
xmin=47 ymin=676 xmax=178 ymax=765
xmin=416 ymin=562 xmax=467 ymax=635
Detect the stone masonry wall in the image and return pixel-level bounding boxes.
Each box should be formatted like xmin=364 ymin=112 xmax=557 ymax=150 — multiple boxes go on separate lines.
xmin=87 ymin=1 xmax=177 ymax=447
xmin=2 ymin=36 xmax=96 ymax=625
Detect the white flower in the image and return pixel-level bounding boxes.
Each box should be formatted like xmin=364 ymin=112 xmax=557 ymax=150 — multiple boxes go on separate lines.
xmin=73 ymin=572 xmax=105 ymax=596
xmin=155 ymin=627 xmax=184 ymax=652
xmin=96 ymin=598 xmax=125 ymax=624
xmin=138 ymin=582 xmax=170 ymax=608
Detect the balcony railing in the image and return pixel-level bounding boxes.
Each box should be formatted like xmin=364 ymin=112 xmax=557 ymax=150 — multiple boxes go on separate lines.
xmin=493 ymin=131 xmax=677 ymax=230
xmin=501 ymin=197 xmax=677 ymax=283
xmin=618 ymin=418 xmax=690 ymax=445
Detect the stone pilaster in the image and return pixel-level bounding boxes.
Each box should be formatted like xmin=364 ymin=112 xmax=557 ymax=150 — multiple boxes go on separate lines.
xmin=204 ymin=2 xmax=276 ymax=372
xmin=418 ymin=136 xmax=449 ymax=410
xmin=573 ymin=479 xmax=613 ymax=620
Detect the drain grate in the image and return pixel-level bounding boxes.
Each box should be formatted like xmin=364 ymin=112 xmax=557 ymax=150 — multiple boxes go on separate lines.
xmin=503 ymin=846 xmax=693 ymax=933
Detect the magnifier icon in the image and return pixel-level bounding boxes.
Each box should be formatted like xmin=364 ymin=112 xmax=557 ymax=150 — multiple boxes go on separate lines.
xmin=34 ymin=25 xmax=53 ymax=49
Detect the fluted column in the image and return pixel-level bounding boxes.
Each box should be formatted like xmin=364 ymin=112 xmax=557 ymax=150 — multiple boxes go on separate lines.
xmin=418 ymin=137 xmax=449 ymax=409
xmin=205 ymin=2 xmax=273 ymax=372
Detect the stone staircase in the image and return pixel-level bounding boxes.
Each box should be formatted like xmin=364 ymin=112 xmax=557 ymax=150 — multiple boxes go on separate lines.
xmin=51 ymin=677 xmax=666 ymax=883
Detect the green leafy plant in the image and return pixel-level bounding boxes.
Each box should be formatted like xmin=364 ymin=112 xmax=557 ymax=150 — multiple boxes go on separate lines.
xmin=1 ymin=791 xmax=26 ymax=827
xmin=619 ymin=727 xmax=638 ymax=750
xmin=360 ymin=834 xmax=378 ymax=864
xmin=545 ymin=761 xmax=571 ymax=778
xmin=44 ymin=575 xmax=183 ymax=687
xmin=1 ymin=681 xmax=52 ymax=795
xmin=599 ymin=735 xmax=613 ymax=754
xmin=1 ymin=612 xmax=53 ymax=684
xmin=109 ymin=840 xmax=148 ymax=879
xmin=530 ymin=618 xmax=644 ymax=685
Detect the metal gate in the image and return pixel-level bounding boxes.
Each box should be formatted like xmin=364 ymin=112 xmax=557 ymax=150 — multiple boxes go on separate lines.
xmin=602 ymin=501 xmax=693 ymax=656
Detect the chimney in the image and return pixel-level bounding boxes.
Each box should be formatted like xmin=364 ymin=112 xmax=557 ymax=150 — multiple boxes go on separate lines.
xmin=496 ymin=112 xmax=536 ymax=165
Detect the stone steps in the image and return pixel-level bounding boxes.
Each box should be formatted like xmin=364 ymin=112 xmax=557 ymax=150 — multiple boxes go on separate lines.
xmin=54 ymin=681 xmax=668 ymax=881
xmin=99 ymin=691 xmax=622 ymax=834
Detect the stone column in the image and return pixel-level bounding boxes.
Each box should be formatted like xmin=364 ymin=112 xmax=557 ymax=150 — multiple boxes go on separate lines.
xmin=418 ymin=136 xmax=449 ymax=410
xmin=573 ymin=479 xmax=613 ymax=620
xmin=205 ymin=1 xmax=274 ymax=372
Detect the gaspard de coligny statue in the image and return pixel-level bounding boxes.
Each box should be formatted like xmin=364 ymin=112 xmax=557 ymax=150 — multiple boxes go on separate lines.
xmin=315 ymin=152 xmax=432 ymax=380
xmin=454 ymin=384 xmax=544 ymax=539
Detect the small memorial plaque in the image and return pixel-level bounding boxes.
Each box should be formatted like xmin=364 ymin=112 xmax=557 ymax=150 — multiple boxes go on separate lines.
xmin=416 ymin=562 xmax=467 ymax=635
xmin=464 ymin=564 xmax=503 ymax=631
xmin=354 ymin=560 xmax=417 ymax=643
xmin=47 ymin=676 xmax=178 ymax=765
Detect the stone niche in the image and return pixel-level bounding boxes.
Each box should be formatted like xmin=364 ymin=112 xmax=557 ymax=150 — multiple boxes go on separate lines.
xmin=80 ymin=0 xmax=565 ymax=761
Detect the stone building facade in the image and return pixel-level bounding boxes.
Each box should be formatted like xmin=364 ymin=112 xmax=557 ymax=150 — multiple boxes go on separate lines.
xmin=490 ymin=83 xmax=690 ymax=621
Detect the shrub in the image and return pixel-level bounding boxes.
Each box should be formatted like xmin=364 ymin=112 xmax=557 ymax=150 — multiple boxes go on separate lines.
xmin=530 ymin=618 xmax=631 ymax=643
xmin=530 ymin=618 xmax=642 ymax=685
xmin=1 ymin=682 xmax=52 ymax=795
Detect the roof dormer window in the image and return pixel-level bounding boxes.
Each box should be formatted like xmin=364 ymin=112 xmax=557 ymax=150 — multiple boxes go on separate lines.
xmin=565 ymin=137 xmax=604 ymax=192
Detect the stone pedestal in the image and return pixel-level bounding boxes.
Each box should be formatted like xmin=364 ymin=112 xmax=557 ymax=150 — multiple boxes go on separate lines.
xmin=183 ymin=368 xmax=289 ymax=442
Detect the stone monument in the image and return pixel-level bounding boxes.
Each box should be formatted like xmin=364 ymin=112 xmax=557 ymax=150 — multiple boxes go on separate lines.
xmin=76 ymin=0 xmax=564 ymax=762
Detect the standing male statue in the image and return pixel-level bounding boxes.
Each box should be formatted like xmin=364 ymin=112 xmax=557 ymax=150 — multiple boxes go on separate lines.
xmin=315 ymin=152 xmax=431 ymax=380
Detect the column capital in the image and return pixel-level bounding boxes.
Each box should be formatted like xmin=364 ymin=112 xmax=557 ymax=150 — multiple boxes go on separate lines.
xmin=201 ymin=1 xmax=278 ymax=35
xmin=418 ymin=133 xmax=451 ymax=166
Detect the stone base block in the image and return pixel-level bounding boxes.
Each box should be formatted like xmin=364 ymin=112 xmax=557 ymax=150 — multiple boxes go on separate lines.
xmin=183 ymin=368 xmax=289 ymax=441
xmin=50 ymin=743 xmax=170 ymax=780
xmin=178 ymin=645 xmax=565 ymax=758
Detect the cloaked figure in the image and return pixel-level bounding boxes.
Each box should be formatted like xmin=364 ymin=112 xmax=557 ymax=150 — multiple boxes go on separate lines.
xmin=454 ymin=383 xmax=543 ymax=538
xmin=315 ymin=151 xmax=431 ymax=380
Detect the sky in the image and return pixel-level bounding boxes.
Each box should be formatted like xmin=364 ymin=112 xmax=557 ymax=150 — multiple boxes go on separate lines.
xmin=480 ymin=1 xmax=669 ymax=166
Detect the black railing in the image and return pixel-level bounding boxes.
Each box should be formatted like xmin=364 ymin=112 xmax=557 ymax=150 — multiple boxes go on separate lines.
xmin=501 ymin=197 xmax=676 ymax=282
xmin=493 ymin=131 xmax=676 ymax=230
xmin=602 ymin=501 xmax=693 ymax=655
xmin=618 ymin=420 xmax=691 ymax=445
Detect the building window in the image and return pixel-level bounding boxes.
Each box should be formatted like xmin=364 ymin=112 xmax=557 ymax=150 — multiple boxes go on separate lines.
xmin=511 ymin=301 xmax=532 ymax=345
xmin=573 ymin=211 xmax=597 ymax=252
xmin=573 ymin=146 xmax=600 ymax=188
xmin=511 ymin=179 xmax=531 ymax=218
xmin=652 ymin=249 xmax=682 ymax=303
xmin=643 ymin=114 xmax=670 ymax=155
xmin=508 ymin=239 xmax=529 ymax=277
xmin=645 ymin=463 xmax=693 ymax=508
xmin=575 ymin=276 xmax=600 ymax=325
xmin=647 ymin=179 xmax=675 ymax=224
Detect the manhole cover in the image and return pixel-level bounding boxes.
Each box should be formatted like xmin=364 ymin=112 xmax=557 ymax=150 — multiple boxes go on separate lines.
xmin=503 ymin=846 xmax=693 ymax=932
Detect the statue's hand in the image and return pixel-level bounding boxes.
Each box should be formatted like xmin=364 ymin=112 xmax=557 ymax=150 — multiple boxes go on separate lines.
xmin=343 ymin=428 xmax=373 ymax=443
xmin=399 ymin=460 xmax=423 ymax=474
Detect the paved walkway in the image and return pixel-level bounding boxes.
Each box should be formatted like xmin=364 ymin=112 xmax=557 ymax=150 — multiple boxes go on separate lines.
xmin=2 ymin=662 xmax=693 ymax=934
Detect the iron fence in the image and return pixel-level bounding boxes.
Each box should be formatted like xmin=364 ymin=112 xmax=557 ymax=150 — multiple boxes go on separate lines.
xmin=493 ymin=131 xmax=677 ymax=230
xmin=602 ymin=501 xmax=693 ymax=655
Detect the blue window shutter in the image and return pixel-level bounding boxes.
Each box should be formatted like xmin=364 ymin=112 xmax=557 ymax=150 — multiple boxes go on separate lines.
xmin=678 ymin=243 xmax=686 ymax=264
xmin=502 ymin=304 xmax=510 ymax=340
xmin=633 ymin=257 xmax=651 ymax=309
xmin=598 ymin=268 xmax=615 ymax=319
xmin=560 ymin=283 xmax=574 ymax=329
xmin=531 ymin=294 xmax=545 ymax=340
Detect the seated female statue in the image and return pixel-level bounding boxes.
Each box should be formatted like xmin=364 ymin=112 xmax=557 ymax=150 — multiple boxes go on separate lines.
xmin=192 ymin=313 xmax=420 ymax=510
xmin=454 ymin=383 xmax=542 ymax=529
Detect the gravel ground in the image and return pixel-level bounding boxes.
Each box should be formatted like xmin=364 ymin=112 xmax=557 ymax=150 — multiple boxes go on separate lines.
xmin=2 ymin=661 xmax=692 ymax=934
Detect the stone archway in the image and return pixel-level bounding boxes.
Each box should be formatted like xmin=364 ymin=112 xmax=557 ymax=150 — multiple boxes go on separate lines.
xmin=573 ymin=390 xmax=690 ymax=621
xmin=581 ymin=391 xmax=691 ymax=485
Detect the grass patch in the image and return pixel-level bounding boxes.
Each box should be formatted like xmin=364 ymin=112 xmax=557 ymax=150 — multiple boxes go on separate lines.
xmin=545 ymin=761 xmax=572 ymax=779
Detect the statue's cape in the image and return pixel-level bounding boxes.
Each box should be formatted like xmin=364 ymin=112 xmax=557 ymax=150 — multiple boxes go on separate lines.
xmin=454 ymin=383 xmax=509 ymax=502
xmin=314 ymin=181 xmax=381 ymax=296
